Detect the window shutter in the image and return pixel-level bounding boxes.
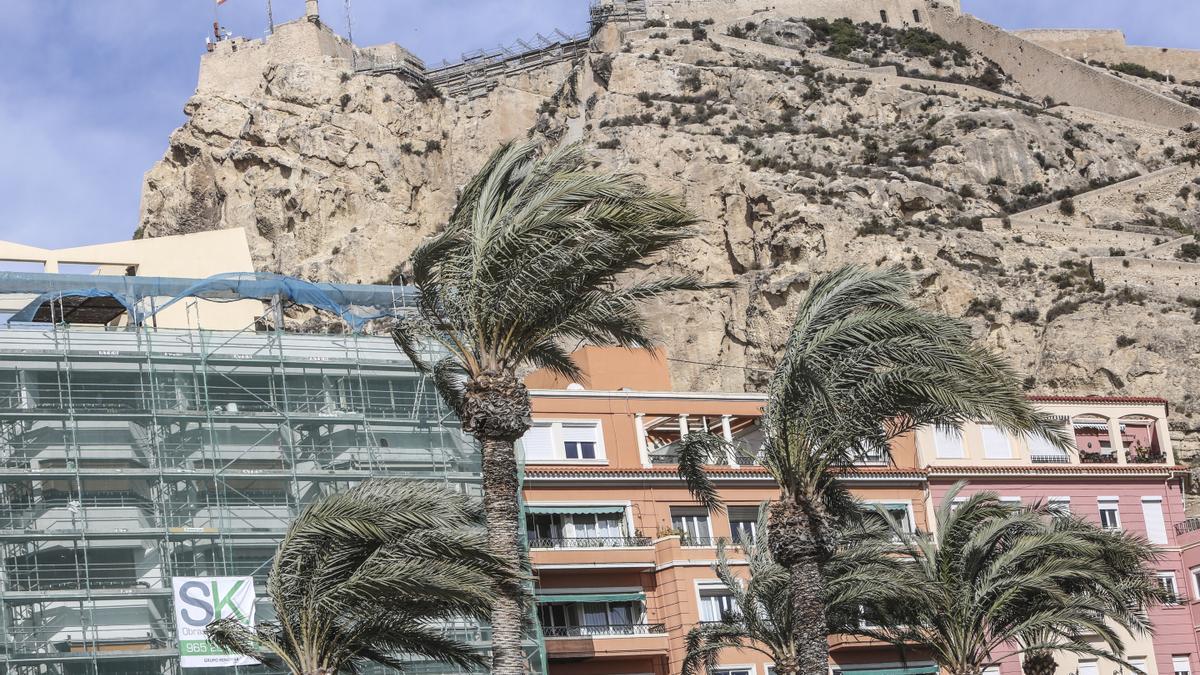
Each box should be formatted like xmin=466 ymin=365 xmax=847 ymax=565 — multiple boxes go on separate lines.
xmin=520 ymin=424 xmax=556 ymax=461
xmin=980 ymin=425 xmax=1012 ymax=459
xmin=933 ymin=428 xmax=965 ymax=458
xmin=1142 ymin=497 xmax=1168 ymax=545
xmin=561 ymin=423 xmax=599 ymax=443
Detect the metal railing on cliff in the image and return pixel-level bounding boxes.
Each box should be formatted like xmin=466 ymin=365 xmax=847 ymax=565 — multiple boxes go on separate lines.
xmin=354 ymin=0 xmax=649 ymax=97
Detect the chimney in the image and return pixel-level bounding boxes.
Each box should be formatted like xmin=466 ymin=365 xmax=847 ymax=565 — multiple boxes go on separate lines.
xmin=305 ymin=0 xmax=319 ymax=22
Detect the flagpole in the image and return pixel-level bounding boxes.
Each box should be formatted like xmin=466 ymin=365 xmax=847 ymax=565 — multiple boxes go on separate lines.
xmin=266 ymin=0 xmax=275 ymax=35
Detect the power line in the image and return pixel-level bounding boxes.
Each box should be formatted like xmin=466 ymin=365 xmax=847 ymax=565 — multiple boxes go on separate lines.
xmin=665 ymin=357 xmax=773 ymax=373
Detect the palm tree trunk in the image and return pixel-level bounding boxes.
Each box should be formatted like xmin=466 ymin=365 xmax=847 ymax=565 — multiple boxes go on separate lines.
xmin=1022 ymin=651 xmax=1057 ymax=675
xmin=769 ymin=500 xmax=830 ymax=675
xmin=481 ymin=434 xmax=526 ymax=675
xmin=462 ymin=372 xmax=533 ymax=675
xmin=772 ymin=656 xmax=801 ymax=675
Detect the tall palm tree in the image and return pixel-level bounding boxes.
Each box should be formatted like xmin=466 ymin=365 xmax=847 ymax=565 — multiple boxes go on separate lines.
xmin=682 ymin=504 xmax=922 ymax=675
xmin=205 ymin=479 xmax=518 ymax=675
xmin=675 ymin=265 xmax=1070 ymax=675
xmin=391 ymin=140 xmax=717 ymax=674
xmin=873 ymin=486 xmax=1163 ymax=675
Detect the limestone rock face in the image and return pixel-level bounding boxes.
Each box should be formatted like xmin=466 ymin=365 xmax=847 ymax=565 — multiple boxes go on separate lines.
xmin=138 ymin=17 xmax=1200 ymax=455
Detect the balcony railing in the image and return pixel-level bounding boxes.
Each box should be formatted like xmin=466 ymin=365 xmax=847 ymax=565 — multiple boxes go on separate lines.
xmin=678 ymin=536 xmax=730 ymax=548
xmin=648 ymin=451 xmax=764 ymax=466
xmin=1030 ymin=454 xmax=1071 ymax=464
xmin=1079 ymin=452 xmax=1118 ymax=464
xmin=528 ymin=536 xmax=651 ymax=548
xmin=1127 ymin=450 xmax=1167 ymax=464
xmin=542 ymin=623 xmax=666 ymax=638
xmin=1176 ymin=518 xmax=1200 ymax=537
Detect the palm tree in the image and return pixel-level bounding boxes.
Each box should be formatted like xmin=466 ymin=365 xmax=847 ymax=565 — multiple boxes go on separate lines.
xmin=391 ymin=140 xmax=718 ymax=674
xmin=682 ymin=504 xmax=922 ymax=675
xmin=873 ymin=486 xmax=1162 ymax=675
xmin=205 ymin=479 xmax=518 ymax=675
xmin=674 ymin=264 xmax=1071 ymax=675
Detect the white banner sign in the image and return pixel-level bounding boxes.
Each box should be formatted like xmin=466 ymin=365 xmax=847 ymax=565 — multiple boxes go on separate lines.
xmin=172 ymin=576 xmax=259 ymax=668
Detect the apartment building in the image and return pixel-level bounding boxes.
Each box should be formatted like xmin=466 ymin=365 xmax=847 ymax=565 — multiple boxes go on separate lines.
xmin=0 ymin=239 xmax=511 ymax=675
xmin=521 ymin=348 xmax=1195 ymax=675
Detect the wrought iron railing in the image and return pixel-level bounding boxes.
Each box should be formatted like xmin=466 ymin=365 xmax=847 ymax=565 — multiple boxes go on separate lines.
xmin=678 ymin=536 xmax=730 ymax=548
xmin=528 ymin=536 xmax=651 ymax=548
xmin=542 ymin=623 xmax=666 ymax=638
xmin=1176 ymin=518 xmax=1200 ymax=537
xmin=1030 ymin=454 xmax=1071 ymax=464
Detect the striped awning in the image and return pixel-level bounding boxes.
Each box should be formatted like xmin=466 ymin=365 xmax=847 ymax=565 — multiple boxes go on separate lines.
xmin=525 ymin=505 xmax=624 ymax=515
xmin=535 ymin=592 xmax=645 ymax=603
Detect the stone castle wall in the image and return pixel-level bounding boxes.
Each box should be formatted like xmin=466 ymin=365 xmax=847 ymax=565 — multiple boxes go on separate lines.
xmin=1017 ymin=29 xmax=1200 ymax=83
xmin=927 ymin=7 xmax=1200 ymax=129
xmin=644 ymin=0 xmax=958 ymax=28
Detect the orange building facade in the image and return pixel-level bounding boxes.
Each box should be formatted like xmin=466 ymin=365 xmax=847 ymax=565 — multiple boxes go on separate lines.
xmin=520 ymin=349 xmax=1191 ymax=675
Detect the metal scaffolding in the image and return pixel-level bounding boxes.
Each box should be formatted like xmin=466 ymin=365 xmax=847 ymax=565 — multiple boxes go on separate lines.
xmin=0 ymin=318 xmax=510 ymax=675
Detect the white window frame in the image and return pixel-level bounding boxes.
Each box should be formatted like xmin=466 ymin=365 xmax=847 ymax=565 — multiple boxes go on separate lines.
xmin=1142 ymin=497 xmax=1168 ymax=545
xmin=1048 ymin=496 xmax=1071 ymax=516
xmin=1077 ymin=660 xmax=1099 ymax=675
xmin=933 ymin=427 xmax=965 ymax=459
xmin=980 ymin=424 xmax=1013 ymax=459
xmin=1128 ymin=657 xmax=1148 ymax=675
xmin=519 ymin=420 xmax=606 ymax=464
xmin=1000 ymin=496 xmax=1022 ymax=506
xmin=1174 ymin=656 xmax=1193 ymax=675
xmin=712 ymin=667 xmax=756 ymax=675
xmin=864 ymin=500 xmax=916 ymax=534
xmin=1158 ymin=572 xmax=1181 ymax=604
xmin=1098 ymin=497 xmax=1121 ymax=530
xmin=672 ymin=507 xmax=713 ymax=545
xmin=1191 ymin=566 xmax=1200 ymax=600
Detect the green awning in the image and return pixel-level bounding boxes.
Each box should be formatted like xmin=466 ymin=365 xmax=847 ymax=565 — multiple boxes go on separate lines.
xmin=838 ymin=667 xmax=938 ymax=675
xmin=535 ymin=592 xmax=645 ymax=603
xmin=525 ymin=505 xmax=625 ymax=515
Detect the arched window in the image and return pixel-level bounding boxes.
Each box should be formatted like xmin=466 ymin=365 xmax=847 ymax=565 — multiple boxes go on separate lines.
xmin=880 ymin=9 xmax=889 ymax=23
xmin=913 ymin=8 xmax=921 ymax=22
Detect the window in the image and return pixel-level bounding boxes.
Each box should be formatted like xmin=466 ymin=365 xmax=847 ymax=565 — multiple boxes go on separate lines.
xmin=1128 ymin=658 xmax=1147 ymax=675
xmin=981 ymin=425 xmax=1012 ymax=459
xmin=868 ymin=502 xmax=915 ymax=534
xmin=519 ymin=421 xmax=604 ymax=462
xmin=1078 ymin=661 xmax=1099 ymax=675
xmin=538 ymin=600 xmax=644 ymax=634
xmin=912 ymin=8 xmax=921 ymax=22
xmin=1191 ymin=566 xmax=1200 ymax=600
xmin=714 ymin=670 xmax=752 ymax=675
xmin=983 ymin=667 xmax=1001 ymax=675
xmin=1000 ymin=496 xmax=1022 ymax=506
xmin=728 ymin=506 xmax=759 ymax=544
xmin=1174 ymin=656 xmax=1193 ymax=675
xmin=934 ymin=427 xmax=965 ymax=458
xmin=879 ymin=9 xmax=889 ymax=23
xmin=1098 ymin=498 xmax=1121 ymax=530
xmin=671 ymin=507 xmax=713 ymax=545
xmin=1158 ymin=572 xmax=1181 ymax=604
xmin=562 ymin=423 xmax=598 ymax=460
xmin=698 ymin=586 xmax=736 ymax=622
xmin=1048 ymin=497 xmax=1071 ymax=516
xmin=1142 ymin=497 xmax=1168 ymax=545
xmin=526 ymin=511 xmax=625 ymax=545
xmin=1028 ymin=431 xmax=1068 ymax=463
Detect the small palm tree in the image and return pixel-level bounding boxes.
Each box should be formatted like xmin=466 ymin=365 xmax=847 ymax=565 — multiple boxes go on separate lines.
xmin=682 ymin=505 xmax=922 ymax=675
xmin=392 ymin=140 xmax=718 ymax=674
xmin=205 ymin=479 xmax=518 ymax=675
xmin=874 ymin=486 xmax=1162 ymax=675
xmin=675 ymin=265 xmax=1070 ymax=675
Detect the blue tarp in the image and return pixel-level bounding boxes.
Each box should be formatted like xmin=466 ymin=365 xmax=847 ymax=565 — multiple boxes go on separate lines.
xmin=1 ymin=271 xmax=419 ymax=332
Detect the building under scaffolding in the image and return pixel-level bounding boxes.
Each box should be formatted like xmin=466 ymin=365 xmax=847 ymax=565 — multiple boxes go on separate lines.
xmin=0 ymin=269 xmax=536 ymax=675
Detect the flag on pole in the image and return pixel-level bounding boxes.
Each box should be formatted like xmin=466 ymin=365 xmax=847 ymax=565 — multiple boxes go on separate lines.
xmin=216 ymin=0 xmax=229 ymax=5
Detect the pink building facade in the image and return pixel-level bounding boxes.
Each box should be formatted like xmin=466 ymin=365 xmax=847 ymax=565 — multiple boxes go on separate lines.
xmin=916 ymin=396 xmax=1195 ymax=675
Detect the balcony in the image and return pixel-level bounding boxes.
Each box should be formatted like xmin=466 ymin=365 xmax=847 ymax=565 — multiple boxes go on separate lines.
xmin=1177 ymin=518 xmax=1200 ymax=537
xmin=1079 ymin=451 xmax=1118 ymax=464
xmin=542 ymin=624 xmax=670 ymax=659
xmin=529 ymin=536 xmax=651 ymax=548
xmin=543 ymin=623 xmax=666 ymax=638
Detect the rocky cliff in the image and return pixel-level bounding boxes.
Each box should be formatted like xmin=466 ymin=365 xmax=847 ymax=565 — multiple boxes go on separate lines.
xmin=136 ymin=10 xmax=1200 ymax=454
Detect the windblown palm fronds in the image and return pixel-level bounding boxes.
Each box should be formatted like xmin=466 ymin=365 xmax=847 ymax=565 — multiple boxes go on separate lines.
xmin=392 ymin=140 xmax=723 ymax=674
xmin=205 ymin=479 xmax=517 ymax=675
xmin=673 ymin=264 xmax=1070 ymax=675
xmin=872 ymin=484 xmax=1163 ymax=675
xmin=682 ymin=503 xmax=924 ymax=675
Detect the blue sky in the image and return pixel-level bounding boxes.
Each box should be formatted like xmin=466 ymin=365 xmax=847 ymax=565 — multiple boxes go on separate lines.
xmin=0 ymin=0 xmax=1195 ymax=250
